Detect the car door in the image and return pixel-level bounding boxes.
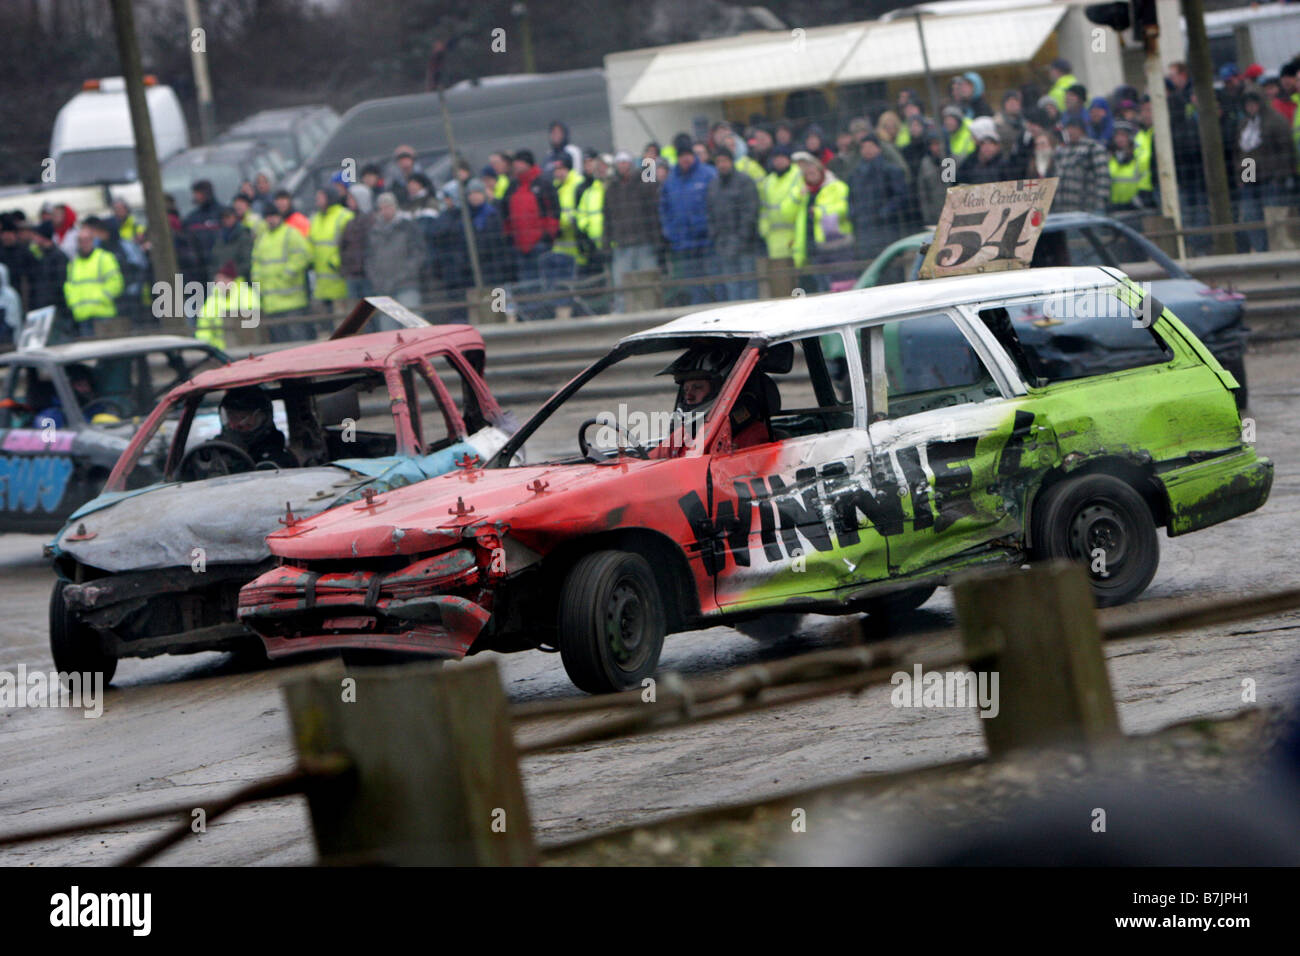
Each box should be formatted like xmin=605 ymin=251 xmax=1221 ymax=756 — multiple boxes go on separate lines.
xmin=706 ymin=331 xmax=892 ymax=611
xmin=0 ymin=361 xmax=89 ymax=533
xmin=862 ymin=308 xmax=1030 ymax=578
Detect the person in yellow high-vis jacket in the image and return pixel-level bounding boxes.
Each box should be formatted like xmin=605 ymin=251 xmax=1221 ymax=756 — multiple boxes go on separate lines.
xmin=197 ymin=263 xmax=261 ymax=350
xmin=543 ymin=155 xmax=584 ymax=319
xmin=1046 ymin=58 xmax=1079 ymax=112
xmin=552 ymin=159 xmax=586 ymax=263
xmin=941 ymin=106 xmax=976 ymax=162
xmin=1107 ymin=124 xmax=1151 ymax=210
xmin=575 ymin=153 xmax=607 ymax=274
xmin=791 ymin=152 xmax=853 ymax=292
xmin=758 ymin=145 xmax=804 ymax=297
xmin=233 ymin=193 xmax=266 ymax=239
xmin=488 ymin=151 xmax=512 ymax=200
xmin=64 ymin=230 xmax=123 ymax=337
xmin=308 ymin=189 xmax=355 ymax=309
xmin=110 ymin=199 xmax=144 ymax=243
xmin=252 ymin=206 xmax=312 ymax=343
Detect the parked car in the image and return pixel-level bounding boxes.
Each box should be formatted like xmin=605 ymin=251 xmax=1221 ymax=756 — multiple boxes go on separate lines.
xmin=47 ymin=300 xmax=517 ymax=681
xmin=50 ymin=76 xmax=189 ymax=187
xmin=215 ymin=105 xmax=340 ymax=173
xmin=1 ymin=335 xmax=226 ymax=534
xmin=850 ymin=212 xmax=1251 ymax=405
xmin=236 ymin=266 xmax=1270 ymax=693
xmin=163 ymin=141 xmax=290 ymax=215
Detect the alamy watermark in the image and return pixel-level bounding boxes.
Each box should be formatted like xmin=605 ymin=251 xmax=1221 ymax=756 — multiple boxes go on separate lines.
xmin=890 ymin=664 xmax=999 ymax=718
xmin=592 ymin=403 xmax=707 ymax=451
xmin=0 ymin=664 xmax=104 ymax=718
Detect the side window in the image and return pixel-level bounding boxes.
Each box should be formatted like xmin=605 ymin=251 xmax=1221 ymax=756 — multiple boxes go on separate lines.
xmin=979 ymin=287 xmax=1173 ymax=386
xmin=763 ymin=334 xmax=855 ymax=440
xmin=860 ymin=312 xmax=999 ymax=420
xmin=436 ymin=355 xmax=488 ymax=434
xmin=1 ymin=366 xmax=58 ymax=428
xmin=405 ymin=366 xmax=455 ymax=454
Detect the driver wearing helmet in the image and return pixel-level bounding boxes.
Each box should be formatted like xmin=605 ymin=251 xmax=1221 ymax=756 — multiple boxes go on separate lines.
xmin=651 ymin=346 xmax=771 ymax=457
xmin=215 ymin=387 xmax=297 ymax=468
xmin=37 ymin=364 xmax=117 ymax=427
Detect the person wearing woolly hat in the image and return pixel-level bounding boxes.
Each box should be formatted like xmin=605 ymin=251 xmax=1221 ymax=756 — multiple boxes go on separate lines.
xmin=847 ymin=133 xmax=906 ymax=261
xmin=659 ymin=132 xmax=717 ymax=305
xmin=1105 ymin=121 xmax=1151 ymax=212
xmin=1084 ymin=96 xmax=1115 ymax=144
xmin=1046 ymin=57 xmax=1078 ymax=112
xmin=941 ymin=105 xmax=976 ymax=162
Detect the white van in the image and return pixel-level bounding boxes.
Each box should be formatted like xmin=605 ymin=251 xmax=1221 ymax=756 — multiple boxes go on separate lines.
xmin=49 ymin=76 xmax=189 ymax=188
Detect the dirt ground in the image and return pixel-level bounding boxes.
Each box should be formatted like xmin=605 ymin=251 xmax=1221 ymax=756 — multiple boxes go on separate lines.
xmin=1 ymin=340 xmax=1299 ymax=865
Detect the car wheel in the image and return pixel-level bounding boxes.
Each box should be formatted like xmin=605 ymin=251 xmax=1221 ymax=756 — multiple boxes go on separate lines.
xmin=1223 ymin=355 xmax=1248 ymax=409
xmin=1032 ymin=474 xmax=1159 ymax=607
xmin=732 ymin=613 xmax=803 ymax=642
xmin=558 ymin=550 xmax=665 ymax=694
xmin=49 ymin=580 xmax=117 ymax=684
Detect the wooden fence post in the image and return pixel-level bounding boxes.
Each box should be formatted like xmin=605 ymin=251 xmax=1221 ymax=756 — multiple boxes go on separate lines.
xmin=282 ymin=659 xmax=535 ymax=865
xmin=952 ymin=561 xmax=1120 ymax=758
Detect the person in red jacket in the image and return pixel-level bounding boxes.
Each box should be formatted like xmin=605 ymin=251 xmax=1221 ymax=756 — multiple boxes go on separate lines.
xmin=501 ymin=149 xmax=560 ymax=282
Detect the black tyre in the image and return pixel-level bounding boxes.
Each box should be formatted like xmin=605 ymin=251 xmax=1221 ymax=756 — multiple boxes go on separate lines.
xmin=558 ymin=550 xmax=665 ymax=694
xmin=733 ymin=613 xmax=803 ymax=642
xmin=1222 ymin=355 xmax=1248 ymax=409
xmin=1032 ymin=474 xmax=1159 ymax=607
xmin=49 ymin=580 xmax=117 ymax=684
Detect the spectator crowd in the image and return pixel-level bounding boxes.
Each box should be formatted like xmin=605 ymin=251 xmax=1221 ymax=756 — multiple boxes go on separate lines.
xmin=3 ymin=53 xmax=1299 ymax=345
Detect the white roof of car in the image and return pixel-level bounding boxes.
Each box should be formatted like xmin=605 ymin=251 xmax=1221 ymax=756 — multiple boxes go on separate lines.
xmin=625 ymin=266 xmax=1124 ymax=343
xmin=2 ymin=335 xmax=211 ymax=365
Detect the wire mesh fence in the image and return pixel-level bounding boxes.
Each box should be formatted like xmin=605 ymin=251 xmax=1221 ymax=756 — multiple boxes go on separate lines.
xmin=6 ymin=4 xmax=1299 ymax=349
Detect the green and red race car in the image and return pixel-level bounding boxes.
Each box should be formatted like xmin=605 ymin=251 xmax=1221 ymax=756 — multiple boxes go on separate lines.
xmin=236 ymin=266 xmax=1271 ymax=693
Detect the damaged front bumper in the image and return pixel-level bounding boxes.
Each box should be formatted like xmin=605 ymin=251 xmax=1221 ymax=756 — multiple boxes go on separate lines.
xmin=236 ymin=547 xmax=492 ymax=660
xmin=61 ymin=563 xmax=268 ymax=658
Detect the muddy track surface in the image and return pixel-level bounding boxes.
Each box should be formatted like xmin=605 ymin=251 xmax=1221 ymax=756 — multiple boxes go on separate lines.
xmin=2 ymin=343 xmax=1298 ymax=865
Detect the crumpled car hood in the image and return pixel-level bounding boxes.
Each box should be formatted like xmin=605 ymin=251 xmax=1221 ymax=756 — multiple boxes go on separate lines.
xmin=265 ymin=458 xmax=668 ymax=561
xmin=54 ymin=466 xmax=369 ymax=572
xmin=51 ymin=439 xmax=488 ymax=572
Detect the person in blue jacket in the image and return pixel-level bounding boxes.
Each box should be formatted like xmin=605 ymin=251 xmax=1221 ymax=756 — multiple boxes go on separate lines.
xmin=659 ymin=133 xmax=717 ymax=305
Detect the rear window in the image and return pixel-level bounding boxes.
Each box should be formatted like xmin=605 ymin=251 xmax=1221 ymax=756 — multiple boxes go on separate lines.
xmin=1030 ymin=226 xmax=1173 ymax=280
xmin=979 ymin=288 xmax=1172 ymax=386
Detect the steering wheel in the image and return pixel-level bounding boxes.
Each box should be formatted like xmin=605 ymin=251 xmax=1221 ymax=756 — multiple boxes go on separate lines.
xmin=578 ymin=417 xmax=648 ymax=462
xmin=178 ymin=440 xmax=257 ymax=481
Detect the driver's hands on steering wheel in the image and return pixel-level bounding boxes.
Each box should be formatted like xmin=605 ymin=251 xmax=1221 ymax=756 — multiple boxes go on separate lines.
xmin=578 ymin=417 xmax=649 ymax=461
xmin=178 ymin=440 xmax=258 ymax=481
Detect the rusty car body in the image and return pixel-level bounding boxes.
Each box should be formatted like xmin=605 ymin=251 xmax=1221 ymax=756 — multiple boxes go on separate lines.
xmin=47 ymin=301 xmax=514 ymax=681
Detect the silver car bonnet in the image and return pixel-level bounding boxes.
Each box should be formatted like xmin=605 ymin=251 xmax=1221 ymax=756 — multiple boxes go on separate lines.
xmin=58 ymin=466 xmax=369 ymax=572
